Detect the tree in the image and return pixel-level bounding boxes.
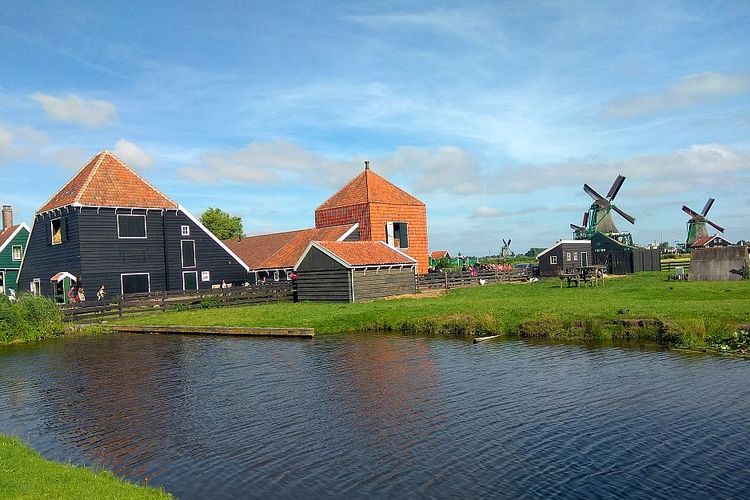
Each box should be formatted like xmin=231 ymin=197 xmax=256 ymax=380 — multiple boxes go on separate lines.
xmin=200 ymin=207 xmax=243 ymax=240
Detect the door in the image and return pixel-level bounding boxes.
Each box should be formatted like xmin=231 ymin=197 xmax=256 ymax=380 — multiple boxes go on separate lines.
xmin=581 ymin=252 xmax=588 ymax=267
xmin=182 ymin=271 xmax=198 ymax=291
xmin=0 ymin=271 xmax=4 ymax=295
xmin=121 ymin=273 xmax=150 ymax=294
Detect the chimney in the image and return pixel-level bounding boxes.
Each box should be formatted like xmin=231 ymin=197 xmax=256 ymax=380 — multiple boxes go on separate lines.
xmin=364 ymin=160 xmax=370 ymax=171
xmin=1 ymin=205 xmax=12 ymax=231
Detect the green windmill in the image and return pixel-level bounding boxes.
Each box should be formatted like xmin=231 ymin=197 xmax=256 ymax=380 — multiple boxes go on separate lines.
xmin=682 ymin=197 xmax=724 ymax=248
xmin=570 ymin=174 xmax=635 ymax=246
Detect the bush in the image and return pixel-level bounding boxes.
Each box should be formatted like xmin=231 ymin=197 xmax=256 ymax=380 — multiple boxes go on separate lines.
xmin=0 ymin=294 xmax=65 ymax=344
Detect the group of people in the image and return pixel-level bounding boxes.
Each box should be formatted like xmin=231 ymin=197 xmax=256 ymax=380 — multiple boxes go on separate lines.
xmin=67 ymin=284 xmax=106 ymax=303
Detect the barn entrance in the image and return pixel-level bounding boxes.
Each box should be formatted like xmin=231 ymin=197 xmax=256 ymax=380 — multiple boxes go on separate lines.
xmin=182 ymin=271 xmax=198 ymax=291
xmin=50 ymin=272 xmax=77 ymax=303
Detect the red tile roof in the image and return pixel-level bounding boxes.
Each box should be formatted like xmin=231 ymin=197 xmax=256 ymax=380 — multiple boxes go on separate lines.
xmin=0 ymin=225 xmax=20 ymax=250
xmin=690 ymin=236 xmax=714 ymax=247
xmin=316 ymin=169 xmax=424 ymax=210
xmin=224 ymin=224 xmax=355 ymax=270
xmin=315 ymin=240 xmax=416 ymax=267
xmin=430 ymin=250 xmax=450 ymax=259
xmin=38 ymin=150 xmax=177 ymax=213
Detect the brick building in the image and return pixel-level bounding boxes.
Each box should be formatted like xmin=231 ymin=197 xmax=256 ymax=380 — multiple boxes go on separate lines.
xmin=315 ymin=162 xmax=429 ymax=274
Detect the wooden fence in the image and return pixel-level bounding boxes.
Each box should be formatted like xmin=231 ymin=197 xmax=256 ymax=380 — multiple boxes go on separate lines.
xmin=61 ymin=283 xmax=294 ymax=322
xmin=416 ymin=269 xmax=530 ymax=291
xmin=660 ymin=259 xmax=691 ymax=273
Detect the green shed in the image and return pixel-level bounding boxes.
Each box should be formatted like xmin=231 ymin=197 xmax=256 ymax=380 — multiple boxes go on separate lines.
xmin=0 ymin=206 xmax=30 ymax=296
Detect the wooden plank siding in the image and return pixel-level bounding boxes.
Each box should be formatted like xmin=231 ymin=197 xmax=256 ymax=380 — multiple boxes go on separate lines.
xmin=352 ymin=267 xmax=416 ymax=302
xmin=296 ymin=270 xmax=351 ymax=302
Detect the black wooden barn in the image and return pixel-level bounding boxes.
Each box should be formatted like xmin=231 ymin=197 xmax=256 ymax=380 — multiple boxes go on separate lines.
xmin=537 ymin=240 xmax=593 ymax=277
xmin=590 ymin=232 xmax=660 ymax=274
xmin=294 ymin=240 xmax=416 ymax=302
xmin=18 ymin=151 xmax=248 ymax=300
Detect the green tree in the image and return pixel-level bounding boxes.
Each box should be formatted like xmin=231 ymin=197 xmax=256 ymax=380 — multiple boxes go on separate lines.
xmin=200 ymin=207 xmax=243 ymax=240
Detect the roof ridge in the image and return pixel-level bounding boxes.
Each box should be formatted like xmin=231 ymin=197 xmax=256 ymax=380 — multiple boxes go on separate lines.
xmin=102 ymin=150 xmax=177 ymax=207
xmin=37 ymin=150 xmax=102 ymax=213
xmin=76 ymin=151 xmax=107 ymax=204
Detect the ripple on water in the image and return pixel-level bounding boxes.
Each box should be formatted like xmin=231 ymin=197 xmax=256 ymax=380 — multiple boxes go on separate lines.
xmin=1 ymin=333 xmax=750 ymax=499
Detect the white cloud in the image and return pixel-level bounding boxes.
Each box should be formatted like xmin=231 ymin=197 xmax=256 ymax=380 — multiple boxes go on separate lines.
xmin=472 ymin=206 xmax=505 ymax=218
xmin=0 ymin=122 xmax=47 ymax=164
xmin=113 ymin=139 xmax=154 ymax=169
xmin=604 ymin=72 xmax=750 ymax=118
xmin=31 ymin=92 xmax=118 ymax=128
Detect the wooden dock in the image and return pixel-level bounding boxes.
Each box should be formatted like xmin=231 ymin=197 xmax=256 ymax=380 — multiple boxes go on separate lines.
xmin=113 ymin=325 xmax=315 ymax=338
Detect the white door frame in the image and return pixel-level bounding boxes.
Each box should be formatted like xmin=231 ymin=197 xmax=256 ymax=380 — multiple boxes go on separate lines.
xmin=0 ymin=270 xmax=5 ymax=295
xmin=182 ymin=270 xmax=199 ymax=291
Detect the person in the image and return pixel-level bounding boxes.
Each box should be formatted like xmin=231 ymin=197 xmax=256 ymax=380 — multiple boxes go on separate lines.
xmin=77 ymin=287 xmax=86 ymax=302
xmin=7 ymin=288 xmax=17 ymax=303
xmin=97 ymin=285 xmax=106 ymax=301
xmin=67 ymin=285 xmax=78 ymax=303
xmin=221 ymin=280 xmax=228 ymax=289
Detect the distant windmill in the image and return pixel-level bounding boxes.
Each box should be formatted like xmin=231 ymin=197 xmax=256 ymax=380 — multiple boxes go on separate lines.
xmin=501 ymin=239 xmax=514 ymax=259
xmin=682 ymin=197 xmax=724 ymax=247
xmin=571 ymin=174 xmax=635 ymax=244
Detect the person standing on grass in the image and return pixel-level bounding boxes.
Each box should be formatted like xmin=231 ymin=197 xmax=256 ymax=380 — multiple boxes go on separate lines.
xmin=97 ymin=285 xmax=106 ymax=301
xmin=78 ymin=287 xmax=86 ymax=302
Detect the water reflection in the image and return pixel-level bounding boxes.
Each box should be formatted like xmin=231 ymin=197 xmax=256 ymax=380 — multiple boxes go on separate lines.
xmin=1 ymin=333 xmax=749 ymax=499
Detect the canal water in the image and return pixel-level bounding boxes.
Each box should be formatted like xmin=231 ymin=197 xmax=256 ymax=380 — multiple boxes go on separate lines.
xmin=1 ymin=333 xmax=749 ymax=499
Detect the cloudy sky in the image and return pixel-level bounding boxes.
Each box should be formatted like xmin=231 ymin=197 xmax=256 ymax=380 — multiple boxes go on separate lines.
xmin=2 ymin=1 xmax=749 ymax=255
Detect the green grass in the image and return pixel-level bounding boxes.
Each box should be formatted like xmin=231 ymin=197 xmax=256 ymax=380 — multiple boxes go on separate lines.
xmin=117 ymin=273 xmax=750 ymax=352
xmin=0 ymin=435 xmax=170 ymax=499
xmin=0 ymin=294 xmax=65 ymax=344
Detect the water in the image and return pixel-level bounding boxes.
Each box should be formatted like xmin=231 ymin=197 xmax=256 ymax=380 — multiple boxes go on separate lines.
xmin=1 ymin=333 xmax=749 ymax=499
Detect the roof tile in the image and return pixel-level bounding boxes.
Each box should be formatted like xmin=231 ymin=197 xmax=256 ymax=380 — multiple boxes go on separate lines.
xmin=316 ymin=240 xmax=415 ymax=267
xmin=316 ymin=169 xmax=424 ymax=210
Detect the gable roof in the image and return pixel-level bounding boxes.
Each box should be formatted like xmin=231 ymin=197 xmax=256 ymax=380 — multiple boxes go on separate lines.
xmin=303 ymin=240 xmax=416 ymax=269
xmin=38 ymin=150 xmax=177 ymax=213
xmin=224 ymin=223 xmax=357 ymax=271
xmin=537 ymin=240 xmax=591 ymax=259
xmin=0 ymin=223 xmax=30 ymax=255
xmin=690 ymin=235 xmax=732 ymax=248
xmin=316 ymin=169 xmax=424 ymax=210
xmin=430 ymin=250 xmax=451 ymax=260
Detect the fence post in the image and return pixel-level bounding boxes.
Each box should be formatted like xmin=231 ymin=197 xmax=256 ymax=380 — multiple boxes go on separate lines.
xmin=444 ymin=271 xmax=448 ymax=291
xmin=118 ymin=296 xmax=124 ymax=318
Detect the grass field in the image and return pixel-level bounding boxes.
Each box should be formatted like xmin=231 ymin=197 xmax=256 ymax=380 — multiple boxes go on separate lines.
xmin=0 ymin=435 xmax=170 ymax=499
xmin=118 ymin=273 xmax=750 ymax=352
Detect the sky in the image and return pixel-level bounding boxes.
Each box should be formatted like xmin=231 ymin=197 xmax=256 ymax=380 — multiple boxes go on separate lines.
xmin=1 ymin=0 xmax=749 ymax=255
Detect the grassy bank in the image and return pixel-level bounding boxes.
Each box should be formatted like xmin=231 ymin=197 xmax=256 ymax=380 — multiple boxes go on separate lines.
xmin=0 ymin=294 xmax=64 ymax=344
xmin=0 ymin=435 xmax=170 ymax=499
xmin=118 ymin=273 xmax=750 ymax=353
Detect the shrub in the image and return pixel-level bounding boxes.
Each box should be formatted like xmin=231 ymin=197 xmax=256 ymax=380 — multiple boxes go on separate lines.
xmin=0 ymin=293 xmax=64 ymax=343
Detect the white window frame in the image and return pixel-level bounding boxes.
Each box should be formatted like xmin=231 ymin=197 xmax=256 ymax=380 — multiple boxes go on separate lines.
xmin=550 ymin=255 xmax=558 ymax=265
xmin=573 ymin=252 xmax=578 ymax=261
xmin=566 ymin=252 xmax=572 ymax=261
xmin=182 ymin=270 xmax=199 ymax=291
xmin=117 ymin=214 xmax=148 ymax=239
xmin=285 ymin=270 xmax=293 ymax=280
xmin=181 ymin=240 xmax=196 ymax=268
xmin=120 ymin=273 xmax=151 ymax=295
xmin=581 ymin=252 xmax=588 ymax=266
xmin=11 ymin=245 xmax=22 ymax=261
xmin=51 ymin=218 xmax=63 ymax=245
xmin=201 ymin=271 xmax=210 ymax=282
xmin=31 ymin=278 xmax=41 ymax=296
xmin=181 ymin=225 xmax=190 ymax=236
xmin=273 ymin=270 xmax=280 ymax=282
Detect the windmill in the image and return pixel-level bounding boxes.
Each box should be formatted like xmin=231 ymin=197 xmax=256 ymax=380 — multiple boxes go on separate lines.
xmin=501 ymin=239 xmax=514 ymax=259
xmin=682 ymin=197 xmax=724 ymax=247
xmin=571 ymin=174 xmax=636 ymax=245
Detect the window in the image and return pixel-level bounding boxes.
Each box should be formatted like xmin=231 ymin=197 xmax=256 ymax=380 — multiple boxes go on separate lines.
xmin=121 ymin=273 xmax=150 ymax=294
xmin=386 ymin=222 xmax=409 ymax=248
xmin=286 ymin=270 xmax=293 ymax=280
xmin=566 ymin=252 xmax=572 ymax=261
xmin=550 ymin=256 xmax=558 ymax=265
xmin=182 ymin=271 xmax=198 ymax=291
xmin=11 ymin=245 xmax=22 ymax=261
xmin=181 ymin=240 xmax=196 ymax=268
xmin=51 ymin=218 xmax=64 ymax=245
xmin=181 ymin=225 xmax=190 ymax=236
xmin=117 ymin=214 xmax=147 ymax=238
xmin=201 ymin=271 xmax=210 ymax=282
xmin=273 ymin=270 xmax=280 ymax=282
xmin=30 ymin=278 xmax=41 ymax=296
xmin=573 ymin=252 xmax=578 ymax=261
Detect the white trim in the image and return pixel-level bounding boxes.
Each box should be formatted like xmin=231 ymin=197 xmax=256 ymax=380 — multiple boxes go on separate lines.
xmin=117 ymin=213 xmax=147 ymax=239
xmin=0 ymin=222 xmax=30 ymax=255
xmin=50 ymin=271 xmax=77 ymax=283
xmin=11 ymin=245 xmax=22 ymax=261
xmin=181 ymin=225 xmax=190 ymax=236
xmin=536 ymin=240 xmax=591 ymax=259
xmin=0 ymin=270 xmax=4 ymax=294
xmin=180 ymin=239 xmax=196 ymax=268
xmin=120 ymin=272 xmax=151 ymax=294
xmin=15 ymin=220 xmax=34 ymax=281
xmin=31 ymin=278 xmax=41 ymax=295
xmin=337 ymin=222 xmax=359 ymax=242
xmin=178 ymin=204 xmax=250 ymax=271
xmin=182 ymin=270 xmax=199 ymax=290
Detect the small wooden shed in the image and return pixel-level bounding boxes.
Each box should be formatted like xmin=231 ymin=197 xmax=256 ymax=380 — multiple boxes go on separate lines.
xmin=537 ymin=240 xmax=593 ymax=277
xmin=294 ymin=241 xmax=416 ymax=302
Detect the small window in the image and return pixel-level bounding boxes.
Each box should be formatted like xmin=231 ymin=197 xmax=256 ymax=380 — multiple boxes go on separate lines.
xmin=273 ymin=270 xmax=280 ymax=282
xmin=573 ymin=252 xmax=578 ymax=261
xmin=566 ymin=252 xmax=572 ymax=261
xmin=31 ymin=278 xmax=41 ymax=296
xmin=51 ymin=218 xmax=63 ymax=245
xmin=181 ymin=240 xmax=196 ymax=268
xmin=118 ymin=214 xmax=147 ymax=238
xmin=201 ymin=271 xmax=210 ymax=282
xmin=386 ymin=222 xmax=409 ymax=248
xmin=286 ymin=270 xmax=293 ymax=280
xmin=11 ymin=245 xmax=22 ymax=261
xmin=550 ymin=256 xmax=558 ymax=265
xmin=181 ymin=225 xmax=190 ymax=236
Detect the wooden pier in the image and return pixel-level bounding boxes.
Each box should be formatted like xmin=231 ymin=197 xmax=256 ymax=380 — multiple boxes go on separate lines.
xmin=113 ymin=325 xmax=315 ymax=338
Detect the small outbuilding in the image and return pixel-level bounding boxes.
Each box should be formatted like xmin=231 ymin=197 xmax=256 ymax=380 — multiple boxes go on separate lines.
xmin=689 ymin=235 xmax=733 ymax=250
xmin=690 ymin=246 xmax=749 ymax=281
xmin=537 ymin=240 xmax=593 ymax=277
xmin=295 ymin=240 xmax=416 ymax=302
xmin=591 ymin=232 xmax=660 ymax=274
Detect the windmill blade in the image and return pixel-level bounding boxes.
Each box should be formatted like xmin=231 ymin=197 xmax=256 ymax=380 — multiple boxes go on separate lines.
xmin=583 ymin=183 xmax=607 ymax=203
xmin=682 ymin=205 xmax=702 ymax=220
xmin=606 ymin=175 xmax=626 ymax=200
xmin=508 ymin=239 xmax=511 ymax=247
xmin=701 ymin=198 xmax=715 ymax=216
xmin=570 ymin=224 xmax=586 ymax=231
xmin=706 ymin=219 xmax=725 ymax=233
xmin=611 ymin=205 xmax=636 ymax=225
xmin=582 ymin=212 xmax=589 ymax=227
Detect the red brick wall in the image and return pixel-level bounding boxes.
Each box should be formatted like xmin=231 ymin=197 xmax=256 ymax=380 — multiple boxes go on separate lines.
xmin=315 ymin=203 xmax=429 ymax=274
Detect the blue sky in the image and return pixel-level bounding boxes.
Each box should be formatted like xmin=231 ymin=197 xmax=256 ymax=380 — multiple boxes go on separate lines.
xmin=1 ymin=0 xmax=749 ymax=255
